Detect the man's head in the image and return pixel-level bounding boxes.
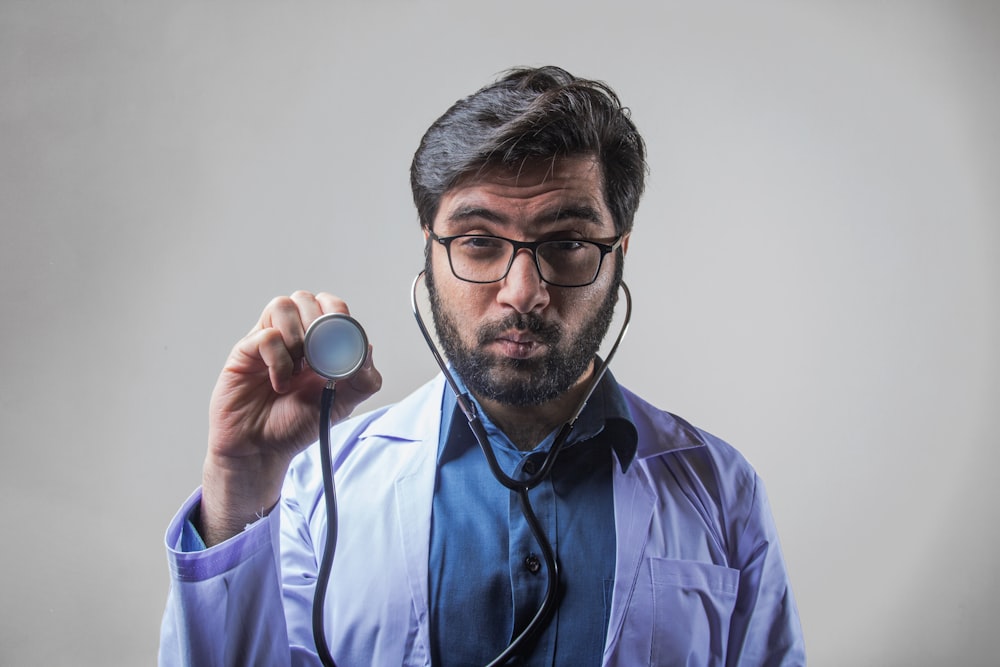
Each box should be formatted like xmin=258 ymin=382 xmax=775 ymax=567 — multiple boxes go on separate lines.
xmin=413 ymin=67 xmax=646 ymax=410
xmin=410 ymin=66 xmax=647 ymax=237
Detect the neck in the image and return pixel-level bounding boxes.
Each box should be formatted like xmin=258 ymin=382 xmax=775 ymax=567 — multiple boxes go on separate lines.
xmin=474 ymin=361 xmax=596 ymax=451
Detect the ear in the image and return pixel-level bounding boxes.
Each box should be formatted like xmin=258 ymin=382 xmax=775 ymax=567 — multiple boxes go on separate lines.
xmin=621 ymin=233 xmax=630 ymax=256
xmin=422 ymin=226 xmax=431 ymax=242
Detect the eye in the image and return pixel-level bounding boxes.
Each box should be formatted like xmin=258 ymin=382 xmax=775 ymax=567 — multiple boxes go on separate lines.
xmin=459 ymin=235 xmax=505 ymax=249
xmin=453 ymin=235 xmax=508 ymax=258
xmin=543 ymin=240 xmax=587 ymax=253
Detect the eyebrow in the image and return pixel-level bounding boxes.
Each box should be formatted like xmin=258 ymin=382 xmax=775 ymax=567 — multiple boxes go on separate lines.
xmin=445 ymin=204 xmax=604 ymax=227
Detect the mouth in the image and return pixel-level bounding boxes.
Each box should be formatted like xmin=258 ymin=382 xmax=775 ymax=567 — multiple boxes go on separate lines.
xmin=490 ymin=331 xmax=546 ymax=360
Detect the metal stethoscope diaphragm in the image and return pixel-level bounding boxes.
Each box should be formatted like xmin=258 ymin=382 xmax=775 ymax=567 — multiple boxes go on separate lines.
xmin=304 ymin=313 xmax=369 ymax=382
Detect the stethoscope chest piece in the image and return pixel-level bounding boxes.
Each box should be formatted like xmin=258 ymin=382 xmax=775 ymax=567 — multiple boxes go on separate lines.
xmin=304 ymin=313 xmax=368 ymax=381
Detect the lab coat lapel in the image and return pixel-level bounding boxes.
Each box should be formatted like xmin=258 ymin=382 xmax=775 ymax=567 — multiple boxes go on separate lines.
xmin=601 ymin=387 xmax=709 ymax=663
xmin=604 ymin=460 xmax=656 ymax=663
xmin=362 ymin=376 xmax=443 ymax=663
xmin=395 ymin=453 xmax=436 ymax=664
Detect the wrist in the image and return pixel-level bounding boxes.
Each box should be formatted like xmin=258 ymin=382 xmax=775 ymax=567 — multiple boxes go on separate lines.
xmin=199 ymin=452 xmax=288 ymax=546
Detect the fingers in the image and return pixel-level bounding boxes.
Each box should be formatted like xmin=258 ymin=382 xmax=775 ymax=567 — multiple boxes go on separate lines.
xmin=329 ymin=344 xmax=383 ymax=423
xmin=314 ymin=292 xmax=350 ymax=318
xmin=346 ymin=344 xmax=383 ymax=396
xmin=250 ymin=291 xmax=360 ymax=393
xmin=254 ymin=327 xmax=299 ymax=394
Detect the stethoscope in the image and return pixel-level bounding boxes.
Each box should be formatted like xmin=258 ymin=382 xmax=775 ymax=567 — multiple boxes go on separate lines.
xmin=304 ymin=272 xmax=632 ymax=667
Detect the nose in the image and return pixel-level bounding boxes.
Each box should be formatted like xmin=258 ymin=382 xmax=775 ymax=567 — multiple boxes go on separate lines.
xmin=496 ymin=248 xmax=549 ymax=314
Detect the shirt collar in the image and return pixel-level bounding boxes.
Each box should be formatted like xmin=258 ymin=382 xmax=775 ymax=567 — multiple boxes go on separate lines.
xmin=437 ymin=367 xmax=638 ymax=473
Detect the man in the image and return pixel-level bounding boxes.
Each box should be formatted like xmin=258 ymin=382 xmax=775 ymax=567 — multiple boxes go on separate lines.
xmin=160 ymin=66 xmax=805 ymax=666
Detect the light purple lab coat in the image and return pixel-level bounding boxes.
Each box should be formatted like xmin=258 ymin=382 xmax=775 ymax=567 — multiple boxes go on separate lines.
xmin=160 ymin=375 xmax=805 ymax=666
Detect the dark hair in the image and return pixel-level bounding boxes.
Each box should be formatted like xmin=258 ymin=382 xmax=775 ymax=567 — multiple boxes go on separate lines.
xmin=410 ymin=66 xmax=647 ymax=236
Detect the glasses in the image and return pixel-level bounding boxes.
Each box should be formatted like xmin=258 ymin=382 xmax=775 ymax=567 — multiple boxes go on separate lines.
xmin=428 ymin=230 xmax=622 ymax=287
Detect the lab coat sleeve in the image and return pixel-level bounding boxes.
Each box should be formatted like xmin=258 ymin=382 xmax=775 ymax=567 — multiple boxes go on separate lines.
xmin=158 ymin=488 xmax=321 ymax=667
xmin=725 ymin=475 xmax=806 ymax=667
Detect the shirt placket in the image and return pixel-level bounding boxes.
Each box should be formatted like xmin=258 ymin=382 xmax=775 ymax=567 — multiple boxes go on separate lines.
xmin=507 ymin=452 xmax=557 ymax=665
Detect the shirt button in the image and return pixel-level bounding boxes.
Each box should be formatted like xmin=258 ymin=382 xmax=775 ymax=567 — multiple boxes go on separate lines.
xmin=524 ymin=554 xmax=541 ymax=574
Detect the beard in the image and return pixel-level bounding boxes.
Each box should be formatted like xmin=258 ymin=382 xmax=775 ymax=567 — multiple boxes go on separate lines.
xmin=425 ymin=256 xmax=622 ymax=407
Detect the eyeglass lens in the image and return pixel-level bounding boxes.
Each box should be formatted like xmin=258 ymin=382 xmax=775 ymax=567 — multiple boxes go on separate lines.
xmin=447 ymin=236 xmax=605 ymax=286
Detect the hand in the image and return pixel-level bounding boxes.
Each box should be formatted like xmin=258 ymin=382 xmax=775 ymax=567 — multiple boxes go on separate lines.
xmin=199 ymin=291 xmax=382 ymax=545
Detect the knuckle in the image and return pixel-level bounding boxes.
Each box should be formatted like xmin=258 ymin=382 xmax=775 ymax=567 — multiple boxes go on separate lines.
xmin=257 ymin=327 xmax=288 ymax=352
xmin=263 ymin=295 xmax=296 ymax=319
xmin=317 ymin=292 xmax=349 ymax=312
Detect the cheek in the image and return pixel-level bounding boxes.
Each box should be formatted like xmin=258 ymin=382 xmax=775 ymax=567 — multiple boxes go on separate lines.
xmin=432 ymin=266 xmax=494 ymax=312
xmin=431 ymin=269 xmax=493 ymax=330
xmin=552 ymin=282 xmax=605 ymax=316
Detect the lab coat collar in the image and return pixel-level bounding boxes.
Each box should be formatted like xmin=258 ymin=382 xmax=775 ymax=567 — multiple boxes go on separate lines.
xmin=434 ymin=368 xmax=639 ymax=473
xmin=618 ymin=384 xmax=708 ymax=459
xmin=356 ymin=375 xmax=446 ymax=444
xmin=356 ymin=374 xmax=708 ymax=463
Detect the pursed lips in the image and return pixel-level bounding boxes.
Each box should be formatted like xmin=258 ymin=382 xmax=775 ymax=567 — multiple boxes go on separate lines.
xmin=491 ymin=330 xmax=544 ymax=359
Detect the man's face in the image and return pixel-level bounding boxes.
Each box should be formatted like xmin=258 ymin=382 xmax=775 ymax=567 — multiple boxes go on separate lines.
xmin=424 ymin=155 xmax=628 ymax=407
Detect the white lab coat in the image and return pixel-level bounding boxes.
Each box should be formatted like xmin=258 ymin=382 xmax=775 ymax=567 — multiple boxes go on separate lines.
xmin=160 ymin=375 xmax=805 ymax=666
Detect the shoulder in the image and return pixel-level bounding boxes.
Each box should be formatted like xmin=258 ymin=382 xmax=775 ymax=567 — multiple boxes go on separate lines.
xmin=620 ymin=385 xmax=752 ymax=468
xmin=619 ymin=385 xmax=774 ymax=563
xmin=620 ymin=384 xmax=760 ymax=511
xmin=286 ymin=375 xmax=446 ymax=496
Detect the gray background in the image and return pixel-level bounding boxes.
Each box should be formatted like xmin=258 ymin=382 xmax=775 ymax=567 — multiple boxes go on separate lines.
xmin=2 ymin=1 xmax=998 ymax=665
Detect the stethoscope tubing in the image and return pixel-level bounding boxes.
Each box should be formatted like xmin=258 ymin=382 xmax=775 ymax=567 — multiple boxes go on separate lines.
xmin=410 ymin=271 xmax=632 ymax=665
xmin=311 ymin=273 xmax=632 ymax=666
xmin=314 ymin=382 xmax=341 ymax=667
xmin=409 ymin=271 xmax=632 ymax=494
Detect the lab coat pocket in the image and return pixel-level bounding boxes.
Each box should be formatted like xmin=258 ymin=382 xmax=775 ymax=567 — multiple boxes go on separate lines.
xmin=649 ymin=557 xmax=739 ymax=667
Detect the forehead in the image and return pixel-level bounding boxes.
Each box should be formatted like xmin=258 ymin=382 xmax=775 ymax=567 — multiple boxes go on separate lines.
xmin=434 ymin=156 xmax=612 ymax=232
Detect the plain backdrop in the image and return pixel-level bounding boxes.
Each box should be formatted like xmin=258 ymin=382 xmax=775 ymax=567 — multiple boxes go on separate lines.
xmin=1 ymin=1 xmax=998 ymax=665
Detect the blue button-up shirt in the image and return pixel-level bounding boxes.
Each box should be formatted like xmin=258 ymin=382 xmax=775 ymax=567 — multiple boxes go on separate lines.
xmin=429 ymin=372 xmax=637 ymax=666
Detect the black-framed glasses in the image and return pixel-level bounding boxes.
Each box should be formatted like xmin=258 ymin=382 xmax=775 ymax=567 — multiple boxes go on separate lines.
xmin=428 ymin=230 xmax=623 ymax=287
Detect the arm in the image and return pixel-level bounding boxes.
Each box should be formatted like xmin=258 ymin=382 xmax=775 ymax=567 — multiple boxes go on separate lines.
xmin=159 ymin=491 xmax=294 ymax=667
xmin=726 ymin=475 xmax=806 ymax=667
xmin=200 ymin=291 xmax=381 ymax=546
xmin=159 ymin=292 xmax=382 ymax=666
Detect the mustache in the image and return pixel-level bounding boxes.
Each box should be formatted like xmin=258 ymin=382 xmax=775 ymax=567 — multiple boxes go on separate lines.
xmin=476 ymin=313 xmax=562 ymax=346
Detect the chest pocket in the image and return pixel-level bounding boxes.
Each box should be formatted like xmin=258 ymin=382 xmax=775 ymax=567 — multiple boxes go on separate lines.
xmin=649 ymin=557 xmax=739 ymax=667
